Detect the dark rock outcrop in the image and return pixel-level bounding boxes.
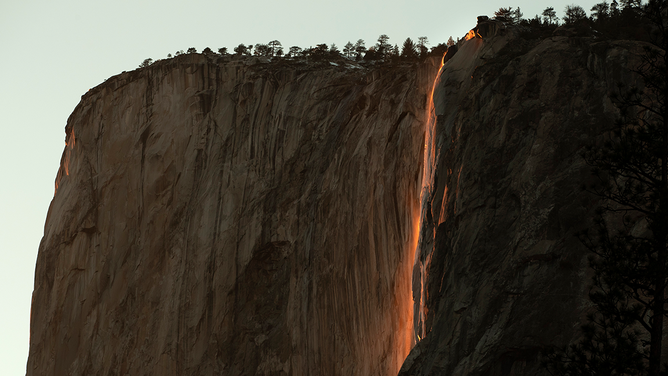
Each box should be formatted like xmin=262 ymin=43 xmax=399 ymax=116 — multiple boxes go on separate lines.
xmin=401 ymin=27 xmax=647 ymax=376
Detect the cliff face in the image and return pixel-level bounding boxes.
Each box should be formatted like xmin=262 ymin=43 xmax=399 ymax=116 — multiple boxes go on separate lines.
xmin=401 ymin=28 xmax=645 ymax=375
xmin=30 ymin=26 xmax=650 ymax=376
xmin=28 ymin=55 xmax=437 ymax=376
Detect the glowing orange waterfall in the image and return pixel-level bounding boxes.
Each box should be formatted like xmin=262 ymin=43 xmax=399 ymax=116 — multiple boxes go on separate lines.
xmin=394 ymin=56 xmax=445 ymax=369
xmin=411 ymin=26 xmax=485 ymax=344
xmin=411 ymin=54 xmax=446 ymax=344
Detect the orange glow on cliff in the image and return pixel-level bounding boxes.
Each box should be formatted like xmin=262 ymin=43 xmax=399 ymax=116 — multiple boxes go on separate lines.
xmin=464 ymin=28 xmax=483 ymax=41
xmin=422 ymin=58 xmax=445 ymax=197
xmin=410 ymin=55 xmax=447 ymax=345
xmin=54 ymin=128 xmax=76 ymax=194
xmin=395 ymin=192 xmax=420 ymax=371
xmin=394 ymin=57 xmax=444 ymax=368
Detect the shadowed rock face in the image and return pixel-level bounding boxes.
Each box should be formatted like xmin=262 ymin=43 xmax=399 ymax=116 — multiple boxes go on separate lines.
xmin=401 ymin=29 xmax=646 ymax=375
xmin=28 ymin=54 xmax=438 ymax=376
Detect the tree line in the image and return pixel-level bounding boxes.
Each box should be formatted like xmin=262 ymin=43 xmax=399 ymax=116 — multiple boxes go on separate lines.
xmin=139 ymin=35 xmax=450 ymax=68
xmin=492 ymin=0 xmax=649 ymax=40
xmin=139 ymin=1 xmax=652 ymax=68
xmin=490 ymin=1 xmax=642 ymax=26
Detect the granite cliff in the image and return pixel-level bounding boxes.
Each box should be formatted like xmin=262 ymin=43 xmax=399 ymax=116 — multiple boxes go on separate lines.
xmin=28 ymin=54 xmax=436 ymax=375
xmin=29 ymin=22 xmax=651 ymax=376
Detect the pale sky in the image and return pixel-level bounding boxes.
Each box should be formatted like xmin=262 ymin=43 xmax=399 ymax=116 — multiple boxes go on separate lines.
xmin=1 ymin=0 xmax=604 ymax=374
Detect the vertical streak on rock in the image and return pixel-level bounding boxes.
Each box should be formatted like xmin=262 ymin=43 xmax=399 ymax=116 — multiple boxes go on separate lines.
xmin=413 ymin=54 xmax=446 ymax=343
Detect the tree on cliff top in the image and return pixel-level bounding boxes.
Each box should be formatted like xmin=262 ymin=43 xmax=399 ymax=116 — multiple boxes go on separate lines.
xmin=254 ymin=43 xmax=271 ymax=57
xmin=590 ymin=1 xmax=611 ymax=22
xmin=139 ymin=58 xmax=153 ymax=68
xmin=376 ymin=34 xmax=391 ymax=58
xmin=234 ymin=44 xmax=248 ymax=56
xmin=401 ymin=38 xmax=417 ymax=59
xmin=354 ymin=39 xmax=366 ymax=60
xmin=268 ymin=40 xmax=282 ymax=56
xmin=417 ymin=36 xmax=428 ymax=58
xmin=329 ymin=43 xmax=340 ymax=56
xmin=304 ymin=44 xmax=329 ymax=61
xmin=288 ymin=46 xmax=302 ymax=58
xmin=543 ymin=6 xmax=559 ymax=25
xmin=563 ymin=4 xmax=588 ymax=24
xmin=343 ymin=41 xmax=354 ymax=59
xmin=544 ymin=1 xmax=668 ymax=375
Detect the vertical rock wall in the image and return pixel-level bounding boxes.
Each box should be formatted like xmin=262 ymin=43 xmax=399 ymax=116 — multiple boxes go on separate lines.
xmin=401 ymin=29 xmax=645 ymax=375
xmin=28 ymin=54 xmax=438 ymax=376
